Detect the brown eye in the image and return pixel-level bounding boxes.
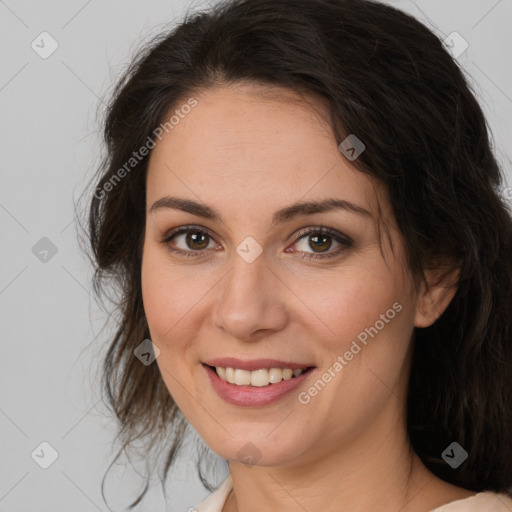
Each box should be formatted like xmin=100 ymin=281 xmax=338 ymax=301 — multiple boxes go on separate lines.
xmin=291 ymin=227 xmax=353 ymax=260
xmin=182 ymin=230 xmax=210 ymax=250
xmin=308 ymin=233 xmax=333 ymax=252
xmin=161 ymin=226 xmax=217 ymax=257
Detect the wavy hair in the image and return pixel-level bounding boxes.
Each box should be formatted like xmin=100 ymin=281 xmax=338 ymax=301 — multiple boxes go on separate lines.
xmin=78 ymin=0 xmax=512 ymax=507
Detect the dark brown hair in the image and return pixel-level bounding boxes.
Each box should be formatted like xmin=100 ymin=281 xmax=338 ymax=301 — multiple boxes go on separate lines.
xmin=77 ymin=0 xmax=512 ymax=508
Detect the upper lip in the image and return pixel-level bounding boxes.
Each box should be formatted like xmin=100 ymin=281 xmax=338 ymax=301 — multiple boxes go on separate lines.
xmin=203 ymin=357 xmax=315 ymax=371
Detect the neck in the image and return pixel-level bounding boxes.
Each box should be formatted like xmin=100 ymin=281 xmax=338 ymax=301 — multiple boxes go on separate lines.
xmin=222 ymin=400 xmax=469 ymax=512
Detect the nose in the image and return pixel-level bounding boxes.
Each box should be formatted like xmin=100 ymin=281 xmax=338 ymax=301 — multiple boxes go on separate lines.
xmin=210 ymin=247 xmax=289 ymax=341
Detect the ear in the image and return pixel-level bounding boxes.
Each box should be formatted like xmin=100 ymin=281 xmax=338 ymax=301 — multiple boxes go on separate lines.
xmin=414 ymin=261 xmax=460 ymax=328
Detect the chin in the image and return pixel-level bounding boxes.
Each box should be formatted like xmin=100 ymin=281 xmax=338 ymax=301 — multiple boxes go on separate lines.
xmin=207 ymin=431 xmax=308 ymax=468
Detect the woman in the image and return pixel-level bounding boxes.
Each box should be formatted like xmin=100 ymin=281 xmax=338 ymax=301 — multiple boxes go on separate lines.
xmin=80 ymin=0 xmax=512 ymax=510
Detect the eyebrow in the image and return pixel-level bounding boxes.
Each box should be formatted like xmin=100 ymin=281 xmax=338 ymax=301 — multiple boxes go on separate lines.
xmin=149 ymin=195 xmax=372 ymax=227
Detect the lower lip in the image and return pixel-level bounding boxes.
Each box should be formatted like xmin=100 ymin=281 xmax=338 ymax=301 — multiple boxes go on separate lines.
xmin=203 ymin=364 xmax=315 ymax=407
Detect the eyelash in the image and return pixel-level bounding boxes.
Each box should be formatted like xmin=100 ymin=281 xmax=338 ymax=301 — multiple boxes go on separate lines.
xmin=159 ymin=224 xmax=353 ymax=261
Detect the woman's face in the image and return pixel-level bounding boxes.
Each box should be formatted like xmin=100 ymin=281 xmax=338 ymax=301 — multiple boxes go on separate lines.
xmin=141 ymin=83 xmax=424 ymax=468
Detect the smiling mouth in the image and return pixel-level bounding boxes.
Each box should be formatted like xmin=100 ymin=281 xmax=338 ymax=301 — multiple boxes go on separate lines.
xmin=204 ymin=364 xmax=316 ymax=387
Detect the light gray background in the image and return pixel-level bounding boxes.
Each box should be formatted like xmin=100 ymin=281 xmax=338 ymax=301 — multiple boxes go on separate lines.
xmin=1 ymin=1 xmax=511 ymax=511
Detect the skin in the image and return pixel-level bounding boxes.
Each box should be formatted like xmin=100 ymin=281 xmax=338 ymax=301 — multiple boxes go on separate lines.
xmin=141 ymin=82 xmax=476 ymax=511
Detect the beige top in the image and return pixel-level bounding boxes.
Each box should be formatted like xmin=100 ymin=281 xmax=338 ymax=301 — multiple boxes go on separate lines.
xmin=194 ymin=475 xmax=512 ymax=512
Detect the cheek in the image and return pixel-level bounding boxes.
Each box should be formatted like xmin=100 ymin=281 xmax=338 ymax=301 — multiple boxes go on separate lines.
xmin=141 ymin=263 xmax=168 ymax=337
xmin=307 ymin=263 xmax=404 ymax=349
xmin=296 ymin=271 xmax=413 ymax=440
xmin=305 ymin=263 xmax=414 ymax=402
xmin=141 ymin=248 xmax=186 ymax=344
xmin=141 ymin=247 xmax=214 ymax=363
xmin=141 ymin=253 xmax=199 ymax=407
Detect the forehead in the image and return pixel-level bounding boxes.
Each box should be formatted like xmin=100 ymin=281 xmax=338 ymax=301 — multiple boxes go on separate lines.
xmin=146 ymin=83 xmax=384 ymax=223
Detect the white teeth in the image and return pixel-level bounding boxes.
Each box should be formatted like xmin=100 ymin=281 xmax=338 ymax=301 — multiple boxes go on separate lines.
xmin=250 ymin=369 xmax=268 ymax=387
xmin=225 ymin=367 xmax=235 ymax=384
xmin=215 ymin=366 xmax=306 ymax=386
xmin=234 ymin=369 xmax=251 ymax=386
xmin=269 ymin=367 xmax=283 ymax=383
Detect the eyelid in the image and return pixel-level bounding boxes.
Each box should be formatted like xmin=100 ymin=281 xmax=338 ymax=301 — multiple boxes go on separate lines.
xmin=163 ymin=224 xmax=216 ymax=238
xmin=292 ymin=224 xmax=353 ymax=245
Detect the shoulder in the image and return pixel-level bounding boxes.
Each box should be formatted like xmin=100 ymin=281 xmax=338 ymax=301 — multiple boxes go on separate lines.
xmin=193 ymin=475 xmax=232 ymax=512
xmin=430 ymin=491 xmax=512 ymax=511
